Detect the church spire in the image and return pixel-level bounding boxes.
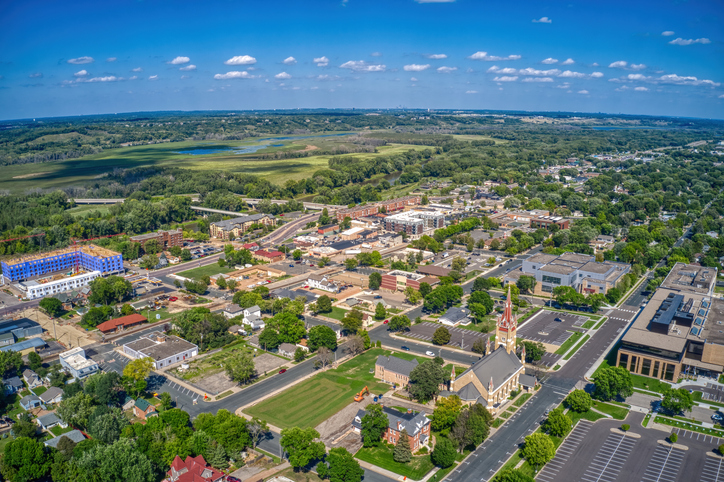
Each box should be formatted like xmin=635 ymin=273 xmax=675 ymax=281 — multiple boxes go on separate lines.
xmin=521 ymin=344 xmax=526 ymax=364
xmin=495 ymin=284 xmax=517 ymax=354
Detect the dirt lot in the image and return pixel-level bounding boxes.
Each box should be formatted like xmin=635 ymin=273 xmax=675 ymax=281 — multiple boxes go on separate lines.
xmin=187 ymin=352 xmax=288 ymax=394
xmin=253 ymin=352 xmax=289 ymax=376
xmin=31 ymin=308 xmax=94 ymax=348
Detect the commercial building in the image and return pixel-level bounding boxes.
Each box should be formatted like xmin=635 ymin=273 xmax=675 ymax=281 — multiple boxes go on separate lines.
xmin=380 ymin=270 xmax=435 ymax=292
xmin=97 ymin=314 xmax=147 ymax=334
xmin=521 ymin=252 xmax=630 ymax=295
xmin=336 ymin=205 xmax=379 ymax=222
xmin=378 ymin=195 xmax=422 ymax=213
xmin=1 ymin=245 xmax=123 ymax=283
xmin=251 ymin=249 xmax=285 ymax=263
xmin=17 ymin=270 xmax=102 ymax=300
xmin=59 ymin=347 xmax=99 ymax=379
xmin=382 ymin=211 xmax=445 ymax=235
xmin=307 ymin=273 xmax=339 ymax=293
xmin=209 ymin=214 xmax=275 ymax=240
xmin=529 ymin=216 xmax=569 ymax=230
xmin=616 ymin=264 xmax=721 ymax=381
xmin=123 ymin=331 xmax=198 ymax=369
xmin=130 ymin=228 xmax=183 ymax=250
xmin=0 ymin=318 xmax=43 ymax=340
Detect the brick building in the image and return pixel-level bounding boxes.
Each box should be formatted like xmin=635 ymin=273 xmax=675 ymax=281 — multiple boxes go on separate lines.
xmin=353 ymin=405 xmax=431 ymax=451
xmin=130 ymin=228 xmax=183 ymax=251
xmin=375 ymin=355 xmax=418 ymax=385
xmin=336 ymin=205 xmax=379 ymax=222
xmin=529 ymin=216 xmax=570 ymax=230
xmin=209 ymin=214 xmax=275 ymax=239
xmin=381 ymin=270 xmax=434 ymax=292
xmin=252 ymin=249 xmax=285 ymax=263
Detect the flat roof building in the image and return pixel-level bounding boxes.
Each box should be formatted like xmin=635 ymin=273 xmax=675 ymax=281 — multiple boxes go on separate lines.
xmin=59 ymin=347 xmax=99 ymax=379
xmin=383 ymin=210 xmax=445 ymax=235
xmin=521 ymin=252 xmax=630 ymax=295
xmin=1 ymin=245 xmax=123 ymax=283
xmin=123 ymin=331 xmax=198 ymax=369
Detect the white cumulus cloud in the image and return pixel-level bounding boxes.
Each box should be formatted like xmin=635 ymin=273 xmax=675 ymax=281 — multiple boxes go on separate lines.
xmin=370 ymin=52 xmax=383 ymax=57
xmin=578 ymin=90 xmax=589 ymax=94
xmin=487 ymin=66 xmax=517 ymax=74
xmin=179 ymin=65 xmax=196 ymax=71
xmin=106 ymin=57 xmax=117 ymax=62
xmin=275 ymin=72 xmax=292 ymax=79
xmin=404 ymin=64 xmax=430 ymax=71
xmin=561 ymin=58 xmax=575 ymax=65
xmin=519 ymin=67 xmax=560 ymax=76
xmin=437 ymin=66 xmax=457 ymax=73
xmin=314 ymin=56 xmax=329 ymax=67
xmin=469 ymin=51 xmax=521 ymax=61
xmin=630 ymin=64 xmax=646 ymax=70
xmin=426 ymin=54 xmax=447 ymax=59
xmin=627 ymin=73 xmax=649 ymax=80
xmin=541 ymin=58 xmax=558 ymax=64
xmin=658 ymin=74 xmax=719 ymax=87
xmin=79 ymin=76 xmax=119 ymax=83
xmin=494 ymin=76 xmax=518 ymax=82
xmin=169 ymin=56 xmax=190 ymax=65
xmin=669 ymin=38 xmax=711 ymax=46
xmin=340 ymin=60 xmax=385 ymax=72
xmin=634 ymin=86 xmax=649 ymax=91
xmin=590 ymin=72 xmax=604 ymax=78
xmin=68 ymin=56 xmax=94 ymax=65
xmin=559 ymin=70 xmax=587 ymax=78
xmin=132 ymin=67 xmax=142 ymax=72
xmin=609 ymin=61 xmax=628 ymax=69
xmin=74 ymin=70 xmax=88 ymax=77
xmin=465 ymin=90 xmax=478 ymax=94
xmin=28 ymin=72 xmax=43 ymax=78
xmin=522 ymin=77 xmax=553 ymax=82
xmin=662 ymin=31 xmax=675 ymax=36
xmin=533 ymin=16 xmax=552 ymax=23
xmin=148 ymin=75 xmax=158 ymax=80
xmin=410 ymin=77 xmax=418 ymax=82
xmin=719 ymin=94 xmax=724 ymax=98
xmin=225 ymin=55 xmax=257 ymax=65
xmin=282 ymin=56 xmax=297 ymax=65
xmin=214 ymin=71 xmax=255 ymax=80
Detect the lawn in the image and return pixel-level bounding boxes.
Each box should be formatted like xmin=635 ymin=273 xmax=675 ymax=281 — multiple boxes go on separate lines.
xmin=514 ymin=393 xmax=532 ymax=407
xmin=178 ymin=264 xmax=233 ymax=280
xmin=355 ymin=443 xmax=435 ymax=480
xmin=591 ymin=401 xmax=629 ymax=420
xmin=323 ymin=306 xmax=349 ymax=321
xmin=175 ymin=339 xmax=251 ymax=381
xmin=563 ymin=334 xmax=590 ymax=360
xmin=693 ymin=391 xmax=724 ymax=409
xmin=33 ymin=386 xmax=48 ymax=396
xmin=582 ymin=320 xmax=595 ymax=329
xmin=554 ymin=331 xmax=583 ymax=356
xmin=654 ymin=415 xmax=724 ymax=436
xmin=50 ymin=425 xmax=74 ymax=437
xmin=244 ymin=348 xmax=391 ymax=429
xmin=568 ymin=408 xmax=607 ymax=425
xmin=593 ymin=318 xmax=607 ymax=330
xmin=0 ymin=435 xmax=14 ymax=453
xmin=630 ymin=373 xmax=672 ymax=394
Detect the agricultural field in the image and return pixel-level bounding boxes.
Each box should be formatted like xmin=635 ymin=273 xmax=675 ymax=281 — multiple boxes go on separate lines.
xmin=243 ymin=348 xmax=392 ymax=429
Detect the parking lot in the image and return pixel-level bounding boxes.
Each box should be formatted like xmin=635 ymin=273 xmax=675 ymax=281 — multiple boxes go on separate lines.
xmin=404 ymin=322 xmax=488 ymax=351
xmin=517 ymin=309 xmax=588 ymax=347
xmin=270 ymin=259 xmax=317 ymax=277
xmin=537 ymin=412 xmax=721 ymax=482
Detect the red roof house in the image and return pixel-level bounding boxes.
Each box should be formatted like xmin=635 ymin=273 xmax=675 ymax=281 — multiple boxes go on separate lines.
xmin=97 ymin=314 xmax=147 ymax=334
xmin=252 ymin=250 xmax=285 ymax=263
xmin=167 ymin=455 xmax=224 ymax=482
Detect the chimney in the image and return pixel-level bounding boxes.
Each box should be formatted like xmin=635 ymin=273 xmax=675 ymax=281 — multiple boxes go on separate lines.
xmin=407 ymin=408 xmax=412 ymax=414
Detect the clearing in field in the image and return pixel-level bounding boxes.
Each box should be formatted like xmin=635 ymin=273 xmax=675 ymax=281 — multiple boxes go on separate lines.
xmin=244 ymin=348 xmax=392 ymax=430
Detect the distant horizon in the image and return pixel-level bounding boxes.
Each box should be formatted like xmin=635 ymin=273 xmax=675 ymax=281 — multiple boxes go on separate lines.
xmin=1 ymin=0 xmax=721 ymax=120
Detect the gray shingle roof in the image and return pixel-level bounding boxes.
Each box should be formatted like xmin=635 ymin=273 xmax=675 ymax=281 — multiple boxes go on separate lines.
xmin=381 ymin=406 xmax=430 ymax=436
xmin=440 ymin=307 xmax=469 ymax=324
xmin=39 ymin=386 xmax=64 ymax=403
xmin=519 ymin=374 xmax=537 ymax=388
xmin=456 ymin=382 xmax=482 ymax=401
xmin=376 ymin=355 xmax=419 ymax=378
xmin=44 ymin=429 xmax=85 ymax=448
xmin=36 ymin=412 xmax=62 ymax=427
xmin=211 ymin=214 xmax=273 ymax=230
xmin=456 ymin=347 xmax=523 ymax=392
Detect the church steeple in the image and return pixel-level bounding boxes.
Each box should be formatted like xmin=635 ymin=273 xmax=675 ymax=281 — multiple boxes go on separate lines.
xmin=495 ymin=285 xmax=517 ymax=354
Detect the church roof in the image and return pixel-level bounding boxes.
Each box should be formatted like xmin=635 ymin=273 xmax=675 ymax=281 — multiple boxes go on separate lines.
xmin=456 ymin=347 xmax=523 ymax=392
xmin=456 ymin=382 xmax=482 ymax=401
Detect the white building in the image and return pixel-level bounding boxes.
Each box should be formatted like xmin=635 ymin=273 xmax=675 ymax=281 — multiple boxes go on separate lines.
xmin=17 ymin=270 xmax=101 ymax=300
xmin=123 ymin=331 xmax=198 ymax=369
xmin=243 ymin=305 xmax=265 ymax=330
xmin=307 ymin=273 xmax=339 ymax=293
xmin=59 ymin=347 xmax=99 ymax=379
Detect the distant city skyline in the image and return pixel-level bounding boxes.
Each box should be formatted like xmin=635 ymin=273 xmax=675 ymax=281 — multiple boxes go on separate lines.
xmin=0 ymin=0 xmax=722 ymax=120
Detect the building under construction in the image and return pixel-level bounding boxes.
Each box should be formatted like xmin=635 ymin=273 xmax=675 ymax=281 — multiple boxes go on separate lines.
xmin=1 ymin=245 xmax=124 ymax=283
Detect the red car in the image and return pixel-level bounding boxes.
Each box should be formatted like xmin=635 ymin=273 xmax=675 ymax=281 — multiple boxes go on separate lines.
xmin=169 ymin=297 xmax=178 ymax=302
xmin=383 ymin=319 xmax=389 ymax=324
xmin=279 ymin=369 xmax=287 ymax=374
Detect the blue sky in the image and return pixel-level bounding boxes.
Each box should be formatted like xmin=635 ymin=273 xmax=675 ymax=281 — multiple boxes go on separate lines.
xmin=1 ymin=0 xmax=722 ymax=120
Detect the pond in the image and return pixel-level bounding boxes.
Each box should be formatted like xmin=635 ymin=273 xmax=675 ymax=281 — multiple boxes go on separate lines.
xmin=174 ymin=132 xmax=354 ymax=156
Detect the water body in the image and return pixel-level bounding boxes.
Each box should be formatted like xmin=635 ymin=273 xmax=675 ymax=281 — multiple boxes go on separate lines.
xmin=175 ymin=132 xmax=353 ymax=156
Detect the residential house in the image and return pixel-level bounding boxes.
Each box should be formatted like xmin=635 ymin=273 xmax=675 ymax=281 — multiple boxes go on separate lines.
xmin=167 ymin=455 xmax=224 ymax=482
xmin=352 ymin=406 xmax=431 ymax=451
xmin=36 ymin=413 xmax=67 ymax=431
xmin=439 ymin=307 xmax=470 ymax=327
xmin=278 ymin=343 xmax=297 ymax=358
xmin=243 ymin=305 xmax=265 ymax=330
xmin=375 ymin=355 xmax=419 ymax=386
xmin=223 ymin=304 xmax=244 ymax=319
xmin=228 ymin=324 xmax=244 ymax=335
xmin=45 ymin=429 xmax=85 ymax=448
xmin=133 ymin=398 xmax=158 ymax=420
xmin=20 ymin=395 xmax=43 ymax=410
xmin=271 ymin=288 xmax=317 ymax=304
xmin=307 ymin=273 xmax=339 ymax=293
xmin=3 ymin=376 xmax=23 ymax=394
xmin=22 ymin=369 xmax=42 ymax=389
xmin=39 ymin=386 xmax=64 ymax=405
xmin=122 ymin=396 xmax=136 ymax=410
xmin=97 ymin=314 xmax=147 ymax=334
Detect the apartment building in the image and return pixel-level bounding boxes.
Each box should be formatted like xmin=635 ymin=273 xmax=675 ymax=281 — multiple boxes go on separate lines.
xmin=130 ymin=228 xmax=183 ymax=250
xmin=209 ymin=214 xmax=275 ymax=239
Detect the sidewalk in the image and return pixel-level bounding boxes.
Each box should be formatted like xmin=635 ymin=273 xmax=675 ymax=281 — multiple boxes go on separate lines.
xmin=240 ymin=461 xmax=291 ymax=482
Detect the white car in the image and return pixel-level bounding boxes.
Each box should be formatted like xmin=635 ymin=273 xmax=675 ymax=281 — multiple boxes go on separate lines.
xmin=426 ymin=351 xmax=435 ymax=356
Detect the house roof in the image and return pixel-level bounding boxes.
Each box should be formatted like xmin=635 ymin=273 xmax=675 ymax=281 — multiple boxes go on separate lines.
xmin=224 ymin=304 xmax=243 ymax=314
xmin=456 ymin=347 xmax=523 ymax=392
xmin=168 ymin=455 xmax=224 ymax=482
xmin=246 ymin=305 xmax=261 ymax=313
xmin=279 ymin=342 xmax=297 ymax=354
xmin=519 ymin=374 xmax=537 ymax=388
xmin=135 ymin=398 xmax=152 ymax=411
xmin=456 ymin=382 xmax=483 ymax=401
xmin=39 ymin=386 xmax=63 ymax=403
xmin=417 ymin=265 xmax=452 ymax=277
xmin=20 ymin=395 xmax=41 ymax=405
xmin=97 ymin=314 xmax=147 ymax=333
xmin=45 ymin=429 xmax=86 ymax=448
xmin=37 ymin=412 xmax=63 ymax=427
xmin=3 ymin=376 xmax=23 ymax=388
xmin=382 ymin=406 xmax=430 ymax=436
xmin=440 ymin=307 xmax=469 ymax=323
xmin=376 ymin=355 xmax=419 ymax=378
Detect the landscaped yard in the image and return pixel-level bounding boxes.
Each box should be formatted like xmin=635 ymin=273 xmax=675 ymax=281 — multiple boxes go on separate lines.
xmin=629 ymin=373 xmax=672 ymax=394
xmin=355 ymin=443 xmax=435 ymax=480
xmin=178 ymin=264 xmax=233 ymax=280
xmin=175 ymin=339 xmax=251 ymax=381
xmin=592 ymin=401 xmax=629 ymax=420
xmin=50 ymin=425 xmax=74 ymax=437
xmin=323 ymin=306 xmax=349 ymax=321
xmin=33 ymin=386 xmax=48 ymax=396
xmin=244 ymin=348 xmax=392 ymax=429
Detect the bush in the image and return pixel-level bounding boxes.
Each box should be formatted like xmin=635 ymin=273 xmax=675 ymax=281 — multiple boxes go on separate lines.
xmin=669 ymin=433 xmax=678 ymax=444
xmin=621 ymin=424 xmax=630 ymax=432
xmin=431 ymin=436 xmax=456 ymax=468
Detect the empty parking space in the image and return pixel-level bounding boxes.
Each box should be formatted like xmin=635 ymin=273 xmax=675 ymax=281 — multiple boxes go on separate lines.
xmin=672 ymin=429 xmax=724 ymax=446
xmin=700 ymin=456 xmax=724 ymax=482
xmin=405 ymin=322 xmax=488 ymax=350
xmin=580 ymin=433 xmax=637 ymax=482
xmin=517 ymin=309 xmax=587 ymax=346
xmin=538 ymin=352 xmax=562 ymax=368
xmin=537 ymin=420 xmax=593 ymax=482
xmin=640 ymin=445 xmax=685 ymax=482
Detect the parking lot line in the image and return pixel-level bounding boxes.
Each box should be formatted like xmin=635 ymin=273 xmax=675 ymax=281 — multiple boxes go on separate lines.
xmin=536 ymin=421 xmax=593 ymax=482
xmin=700 ymin=456 xmax=724 ymax=482
xmin=640 ymin=445 xmax=685 ymax=482
xmin=580 ymin=433 xmax=636 ymax=482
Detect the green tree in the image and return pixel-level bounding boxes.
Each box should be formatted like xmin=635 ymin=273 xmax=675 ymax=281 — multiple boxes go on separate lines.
xmin=593 ymin=366 xmax=633 ymax=401
xmin=140 ymin=254 xmax=159 ymax=270
xmin=621 ymin=424 xmax=630 ymax=432
xmin=368 ymin=272 xmax=382 ymax=290
xmin=516 ymin=275 xmax=537 ymax=294
xmin=39 ymin=297 xmax=63 ymax=317
xmin=494 ymin=469 xmax=536 ymax=482
xmin=169 ymin=245 xmax=182 ymax=257
xmin=72 ymin=438 xmax=155 ymax=482
xmin=267 ymin=312 xmax=306 ymax=344
xmin=565 ymin=390 xmax=592 ymax=413
xmin=259 ymin=327 xmax=280 ymax=350
xmin=472 ymin=277 xmax=491 ymax=292
xmin=374 ymin=302 xmax=386 ymax=320
xmin=419 ymin=282 xmax=432 ymax=298
xmin=669 ymin=433 xmax=678 ymax=444
xmin=227 ymin=278 xmax=238 ymax=292
xmin=432 ymin=395 xmax=463 ymax=434
xmin=472 ymin=338 xmax=486 ymax=354
xmin=216 ymin=277 xmax=227 ymax=290
xmin=344 ymin=258 xmax=358 ymax=270
xmin=316 ymin=295 xmax=333 ymax=313
xmin=432 ymin=326 xmax=451 ymax=345
xmin=361 ymin=404 xmax=389 ymax=447
xmin=181 ymin=249 xmax=192 ymax=261
xmin=522 ymin=433 xmax=555 ymax=470
xmin=393 ymin=429 xmax=412 ymax=463
xmin=247 ymin=417 xmax=270 ymax=449
xmin=57 ymin=393 xmax=96 ymax=430
xmin=159 ymin=392 xmax=173 ymax=411
xmin=88 ymin=408 xmax=129 ymax=444
xmin=207 ymin=444 xmax=228 ymax=469
xmin=293 ymin=249 xmax=303 ymax=260
xmin=452 ymin=257 xmax=467 ymax=272
xmin=225 ymin=351 xmax=256 ymax=385
xmin=320 ymin=447 xmax=364 ymax=482
xmin=123 ymin=357 xmax=154 ymax=386
xmin=409 ymin=360 xmax=447 ymax=403
xmin=661 ymin=388 xmax=694 ymax=415
xmin=280 ymin=426 xmax=326 ymax=470
xmin=294 ymin=347 xmax=306 ymax=362
xmin=27 ymin=351 xmax=42 ymax=371
xmin=431 ymin=436 xmax=456 ymax=468
xmin=308 ymin=325 xmax=338 ymax=351
xmin=318 ymin=257 xmax=331 ymax=268
xmin=0 ymin=437 xmax=52 ymax=482
xmin=387 ymin=315 xmax=411 ymax=332
xmin=544 ymin=408 xmax=571 ymax=437
xmin=519 ymin=340 xmax=545 ymax=363
xmin=0 ymin=351 xmax=22 ymax=379
xmin=404 ymin=286 xmax=422 ymax=304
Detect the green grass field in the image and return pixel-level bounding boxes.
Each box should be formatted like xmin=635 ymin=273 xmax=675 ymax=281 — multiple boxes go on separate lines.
xmin=355 ymin=444 xmax=435 ymax=480
xmin=592 ymin=401 xmax=629 ymax=420
xmin=554 ymin=331 xmax=583 ymax=355
xmin=324 ymin=306 xmax=349 ymax=321
xmin=244 ymin=348 xmax=391 ymax=429
xmin=177 ymin=264 xmax=232 ymax=279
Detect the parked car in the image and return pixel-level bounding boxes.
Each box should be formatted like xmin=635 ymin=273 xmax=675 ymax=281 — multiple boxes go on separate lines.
xmin=425 ymin=351 xmax=435 ymax=356
xmin=712 ymin=413 xmax=723 ymax=422
xmin=400 ymin=346 xmax=410 ymax=351
xmin=383 ymin=319 xmax=389 ymax=324
xmin=555 ymin=317 xmax=562 ymax=322
xmin=279 ymin=369 xmax=287 ymax=374
xmin=374 ymin=295 xmax=382 ymax=299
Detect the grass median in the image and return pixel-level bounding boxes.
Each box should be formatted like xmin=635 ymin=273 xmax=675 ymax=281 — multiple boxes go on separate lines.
xmin=563 ymin=334 xmax=590 ymax=360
